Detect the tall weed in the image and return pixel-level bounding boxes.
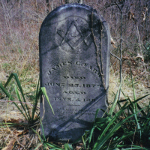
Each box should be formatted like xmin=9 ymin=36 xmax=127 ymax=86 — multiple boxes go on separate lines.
xmin=81 ymin=82 xmax=150 ymax=149
xmin=0 ymin=73 xmax=54 ymax=127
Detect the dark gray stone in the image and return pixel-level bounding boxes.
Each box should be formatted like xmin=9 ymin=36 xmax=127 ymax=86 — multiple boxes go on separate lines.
xmin=39 ymin=3 xmax=110 ymax=142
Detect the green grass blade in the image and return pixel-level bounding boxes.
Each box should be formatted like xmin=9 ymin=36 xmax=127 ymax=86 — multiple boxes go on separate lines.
xmin=44 ymin=143 xmax=62 ymax=150
xmin=82 ymin=135 xmax=86 ymax=149
xmin=93 ymin=107 xmax=135 ymax=149
xmin=131 ymin=73 xmax=136 ymax=102
xmin=137 ymin=103 xmax=146 ymax=116
xmin=32 ymin=128 xmax=43 ymax=142
xmin=4 ymin=73 xmax=16 ymax=87
xmin=94 ymin=106 xmax=146 ymax=150
xmin=40 ymin=119 xmax=46 ymax=141
xmin=35 ymin=78 xmax=40 ymax=98
xmin=33 ymin=127 xmax=62 ymax=150
xmin=31 ymin=79 xmax=41 ymax=121
xmin=89 ymin=125 xmax=96 ymax=143
xmin=64 ymin=143 xmax=73 ymax=150
xmin=95 ymin=113 xmax=120 ymax=143
xmin=95 ymin=109 xmax=100 ymax=120
xmin=130 ymin=72 xmax=141 ymax=138
xmin=14 ymin=103 xmax=28 ymax=120
xmin=116 ymin=145 xmax=147 ymax=149
xmin=41 ymin=87 xmax=54 ymax=114
xmin=112 ymin=132 xmax=134 ymax=146
xmin=4 ymin=73 xmax=26 ymax=101
xmin=5 ymin=73 xmax=31 ymax=118
xmin=131 ymin=94 xmax=150 ymax=106
xmin=0 ymin=82 xmax=13 ymax=99
xmin=34 ymin=143 xmax=43 ymax=150
xmin=14 ymin=84 xmax=29 ymax=120
xmin=109 ymin=84 xmax=121 ymax=116
xmin=82 ymin=130 xmax=90 ymax=149
xmin=131 ymin=76 xmax=141 ymax=139
xmin=0 ymin=82 xmax=28 ymax=120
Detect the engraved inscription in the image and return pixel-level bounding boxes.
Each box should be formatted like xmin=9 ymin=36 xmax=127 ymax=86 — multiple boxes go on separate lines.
xmin=45 ymin=60 xmax=103 ymax=106
xmin=47 ymin=61 xmax=101 ymax=77
xmin=45 ymin=83 xmax=102 ymax=88
xmin=63 ymin=91 xmax=86 ymax=94
xmin=63 ymin=76 xmax=86 ymax=79
xmin=53 ymin=97 xmax=96 ymax=102
xmin=57 ymin=109 xmax=96 ymax=117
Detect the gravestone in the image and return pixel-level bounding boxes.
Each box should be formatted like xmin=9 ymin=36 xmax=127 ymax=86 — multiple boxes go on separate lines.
xmin=39 ymin=3 xmax=110 ymax=142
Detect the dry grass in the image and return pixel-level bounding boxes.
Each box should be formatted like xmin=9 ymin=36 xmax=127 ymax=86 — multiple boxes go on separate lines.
xmin=0 ymin=126 xmax=40 ymax=150
xmin=109 ymin=66 xmax=150 ymax=107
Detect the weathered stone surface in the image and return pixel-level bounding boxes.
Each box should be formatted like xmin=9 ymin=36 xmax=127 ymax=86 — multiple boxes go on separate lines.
xmin=39 ymin=3 xmax=110 ymax=142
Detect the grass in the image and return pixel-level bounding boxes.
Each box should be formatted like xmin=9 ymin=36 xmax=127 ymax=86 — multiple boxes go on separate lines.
xmin=81 ymin=85 xmax=150 ymax=149
xmin=0 ymin=73 xmax=150 ymax=149
xmin=0 ymin=73 xmax=54 ymax=127
xmin=108 ymin=67 xmax=150 ymax=108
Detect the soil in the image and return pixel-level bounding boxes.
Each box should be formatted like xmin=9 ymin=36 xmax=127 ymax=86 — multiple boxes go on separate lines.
xmin=0 ymin=99 xmax=23 ymax=123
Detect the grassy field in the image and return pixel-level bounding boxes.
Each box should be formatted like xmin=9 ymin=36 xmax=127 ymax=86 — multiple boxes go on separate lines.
xmin=0 ymin=73 xmax=150 ymax=149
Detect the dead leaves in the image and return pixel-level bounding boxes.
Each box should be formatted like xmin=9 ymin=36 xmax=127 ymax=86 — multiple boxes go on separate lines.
xmin=1 ymin=118 xmax=29 ymax=150
xmin=1 ymin=129 xmax=29 ymax=150
xmin=2 ymin=138 xmax=16 ymax=150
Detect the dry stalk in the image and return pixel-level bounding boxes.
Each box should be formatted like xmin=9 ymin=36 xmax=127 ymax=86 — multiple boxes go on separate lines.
xmin=91 ymin=11 xmax=106 ymax=90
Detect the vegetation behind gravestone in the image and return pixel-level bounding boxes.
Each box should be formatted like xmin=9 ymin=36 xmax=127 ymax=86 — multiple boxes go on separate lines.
xmin=0 ymin=0 xmax=150 ymax=149
xmin=0 ymin=0 xmax=149 ymax=90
